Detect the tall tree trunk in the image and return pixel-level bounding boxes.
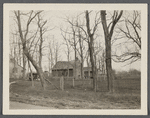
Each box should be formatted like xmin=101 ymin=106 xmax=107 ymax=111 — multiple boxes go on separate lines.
xmin=101 ymin=10 xmax=113 ymax=92
xmin=55 ymin=44 xmax=58 ymax=64
xmin=39 ymin=29 xmax=43 ymax=69
xmin=105 ymin=37 xmax=113 ymax=92
xmin=15 ymin=10 xmax=46 ymax=89
xmin=39 ymin=45 xmax=42 ymax=68
xmin=101 ymin=10 xmax=123 ymax=92
xmin=13 ymin=46 xmax=16 ymax=78
xmin=24 ymin=48 xmax=46 ymax=89
xmin=85 ymin=10 xmax=97 ymax=92
xmin=49 ymin=45 xmax=53 ymax=73
xmin=48 ymin=57 xmax=51 ymax=73
xmin=73 ymin=30 xmax=76 ymax=79
xmin=22 ymin=53 xmax=26 ymax=79
xmin=66 ymin=46 xmax=69 ymax=80
xmin=81 ymin=62 xmax=83 ymax=79
xmin=79 ymin=28 xmax=84 ymax=80
xmin=88 ymin=40 xmax=97 ymax=91
xmin=28 ymin=59 xmax=34 ymax=87
xmin=73 ymin=30 xmax=76 ymax=87
xmin=37 ymin=13 xmax=47 ymax=69
xmin=86 ymin=52 xmax=90 ymax=78
xmin=18 ymin=40 xmax=21 ymax=66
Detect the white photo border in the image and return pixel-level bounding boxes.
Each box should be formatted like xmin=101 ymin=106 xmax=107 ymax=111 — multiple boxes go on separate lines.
xmin=3 ymin=3 xmax=148 ymax=115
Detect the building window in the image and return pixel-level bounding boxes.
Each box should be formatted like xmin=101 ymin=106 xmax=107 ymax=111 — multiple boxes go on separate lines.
xmin=69 ymin=69 xmax=73 ymax=77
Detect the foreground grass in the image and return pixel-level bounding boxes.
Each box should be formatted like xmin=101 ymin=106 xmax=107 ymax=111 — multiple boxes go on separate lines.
xmin=10 ymin=79 xmax=141 ymax=109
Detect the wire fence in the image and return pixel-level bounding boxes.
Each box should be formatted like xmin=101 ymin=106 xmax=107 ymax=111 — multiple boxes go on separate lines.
xmin=48 ymin=76 xmax=141 ymax=93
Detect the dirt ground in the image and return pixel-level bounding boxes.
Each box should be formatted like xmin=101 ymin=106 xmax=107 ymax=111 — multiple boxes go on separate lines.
xmin=9 ymin=79 xmax=141 ymax=109
xmin=10 ymin=101 xmax=52 ymax=109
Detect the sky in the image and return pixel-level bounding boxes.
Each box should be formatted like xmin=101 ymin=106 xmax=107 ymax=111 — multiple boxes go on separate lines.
xmin=9 ymin=10 xmax=141 ymax=72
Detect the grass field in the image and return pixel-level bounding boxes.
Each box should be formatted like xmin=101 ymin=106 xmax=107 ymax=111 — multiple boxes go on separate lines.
xmin=10 ymin=78 xmax=141 ymax=109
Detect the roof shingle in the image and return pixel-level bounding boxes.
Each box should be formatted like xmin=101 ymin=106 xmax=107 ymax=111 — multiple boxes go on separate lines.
xmin=52 ymin=60 xmax=80 ymax=70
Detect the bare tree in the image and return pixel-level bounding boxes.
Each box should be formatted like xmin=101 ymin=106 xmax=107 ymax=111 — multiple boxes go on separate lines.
xmin=28 ymin=59 xmax=34 ymax=87
xmin=86 ymin=50 xmax=91 ymax=77
xmin=101 ymin=10 xmax=123 ymax=92
xmin=47 ymin=40 xmax=53 ymax=73
xmin=93 ymin=41 xmax=104 ymax=72
xmin=14 ymin=10 xmax=47 ymax=89
xmin=54 ymin=41 xmax=60 ymax=64
xmin=37 ymin=13 xmax=47 ymax=69
xmin=85 ymin=10 xmax=101 ymax=92
xmin=71 ymin=26 xmax=77 ymax=87
xmin=61 ymin=29 xmax=72 ymax=62
xmin=78 ymin=28 xmax=84 ymax=80
xmin=101 ymin=50 xmax=106 ymax=75
xmin=22 ymin=53 xmax=27 ymax=79
xmin=113 ymin=11 xmax=141 ymax=64
xmin=75 ymin=17 xmax=89 ymax=81
xmin=61 ymin=27 xmax=76 ymax=87
xmin=47 ymin=36 xmax=60 ymax=73
xmin=67 ymin=11 xmax=101 ymax=91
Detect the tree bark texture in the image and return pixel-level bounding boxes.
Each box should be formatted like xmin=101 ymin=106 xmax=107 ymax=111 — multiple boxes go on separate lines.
xmin=78 ymin=28 xmax=84 ymax=80
xmin=73 ymin=28 xmax=77 ymax=81
xmin=85 ymin=10 xmax=97 ymax=92
xmin=101 ymin=10 xmax=113 ymax=92
xmin=22 ymin=51 xmax=26 ymax=79
xmin=15 ymin=10 xmax=46 ymax=89
xmin=28 ymin=59 xmax=34 ymax=87
xmin=101 ymin=10 xmax=123 ymax=92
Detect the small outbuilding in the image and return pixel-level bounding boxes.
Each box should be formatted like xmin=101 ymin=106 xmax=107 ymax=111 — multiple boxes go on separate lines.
xmin=9 ymin=55 xmax=24 ymax=79
xmin=52 ymin=59 xmax=81 ymax=79
xmin=83 ymin=67 xmax=92 ymax=79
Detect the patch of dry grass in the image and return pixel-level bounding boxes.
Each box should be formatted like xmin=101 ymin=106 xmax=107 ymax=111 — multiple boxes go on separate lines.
xmin=10 ymin=79 xmax=141 ymax=109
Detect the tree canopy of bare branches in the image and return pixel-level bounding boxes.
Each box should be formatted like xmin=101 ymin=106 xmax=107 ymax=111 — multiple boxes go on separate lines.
xmin=14 ymin=10 xmax=47 ymax=89
xmin=85 ymin=10 xmax=101 ymax=92
xmin=112 ymin=11 xmax=141 ymax=64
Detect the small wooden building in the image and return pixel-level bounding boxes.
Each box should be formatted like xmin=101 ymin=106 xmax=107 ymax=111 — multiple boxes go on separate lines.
xmin=9 ymin=55 xmax=24 ymax=79
xmin=83 ymin=67 xmax=92 ymax=79
xmin=52 ymin=59 xmax=81 ymax=79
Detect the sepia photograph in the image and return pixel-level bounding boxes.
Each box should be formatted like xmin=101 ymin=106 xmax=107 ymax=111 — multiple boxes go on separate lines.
xmin=3 ymin=4 xmax=147 ymax=115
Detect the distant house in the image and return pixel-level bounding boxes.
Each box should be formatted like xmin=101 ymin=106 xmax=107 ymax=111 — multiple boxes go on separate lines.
xmin=9 ymin=55 xmax=24 ymax=79
xmin=83 ymin=67 xmax=107 ymax=79
xmin=52 ymin=58 xmax=81 ymax=79
xmin=83 ymin=67 xmax=92 ymax=79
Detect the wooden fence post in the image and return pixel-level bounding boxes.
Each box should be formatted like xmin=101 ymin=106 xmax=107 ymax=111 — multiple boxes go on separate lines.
xmin=62 ymin=76 xmax=64 ymax=91
xmin=60 ymin=76 xmax=64 ymax=91
xmin=73 ymin=77 xmax=75 ymax=88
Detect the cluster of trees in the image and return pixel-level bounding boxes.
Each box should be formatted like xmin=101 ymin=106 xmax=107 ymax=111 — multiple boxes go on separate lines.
xmin=116 ymin=69 xmax=141 ymax=79
xmin=10 ymin=10 xmax=141 ymax=92
xmin=10 ymin=11 xmax=59 ymax=89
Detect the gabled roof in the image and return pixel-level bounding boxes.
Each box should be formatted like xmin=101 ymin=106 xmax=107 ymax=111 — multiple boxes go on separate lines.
xmin=52 ymin=59 xmax=81 ymax=70
xmin=52 ymin=61 xmax=74 ymax=70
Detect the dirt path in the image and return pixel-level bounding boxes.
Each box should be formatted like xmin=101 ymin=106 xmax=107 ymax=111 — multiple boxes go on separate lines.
xmin=9 ymin=81 xmax=17 ymax=85
xmin=10 ymin=101 xmax=53 ymax=109
xmin=9 ymin=80 xmax=23 ymax=86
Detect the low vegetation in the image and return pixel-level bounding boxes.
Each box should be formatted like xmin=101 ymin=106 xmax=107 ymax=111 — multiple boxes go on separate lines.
xmin=10 ymin=78 xmax=141 ymax=109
